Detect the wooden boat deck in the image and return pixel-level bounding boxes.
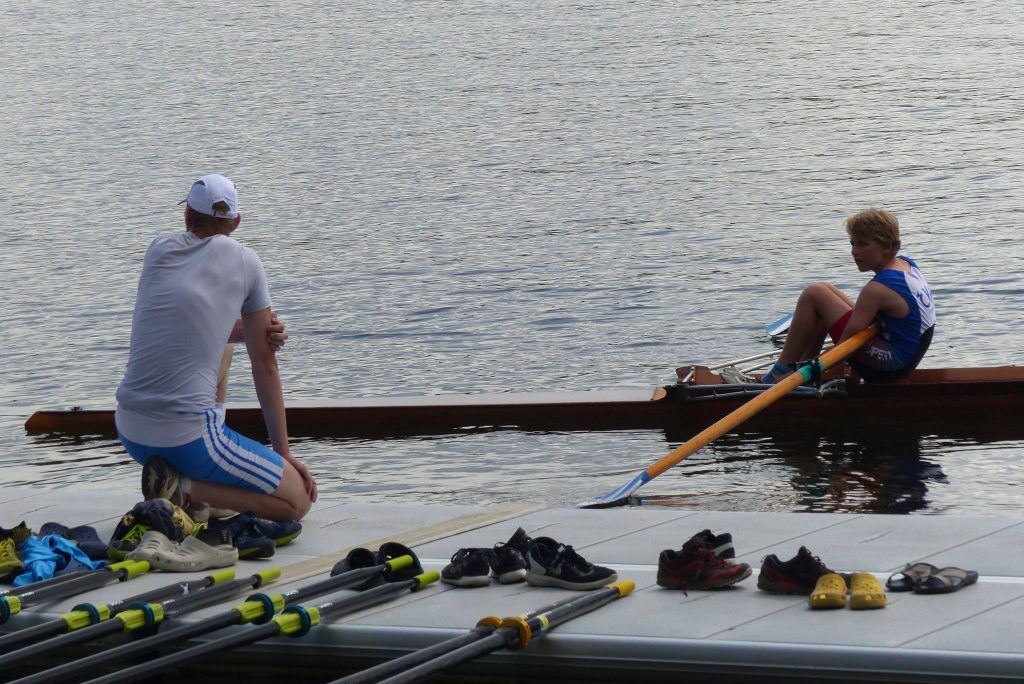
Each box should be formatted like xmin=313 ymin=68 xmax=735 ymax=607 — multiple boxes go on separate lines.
xmin=3 ymin=487 xmax=1024 ymax=682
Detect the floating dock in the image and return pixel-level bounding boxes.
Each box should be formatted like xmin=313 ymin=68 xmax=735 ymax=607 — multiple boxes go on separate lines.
xmin=2 ymin=486 xmax=1024 ymax=683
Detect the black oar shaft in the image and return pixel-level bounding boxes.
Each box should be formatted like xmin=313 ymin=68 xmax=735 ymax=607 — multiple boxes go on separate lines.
xmin=0 ymin=562 xmax=148 ymax=623
xmin=5 ymin=569 xmax=278 ymax=684
xmin=84 ymin=572 xmax=439 ymax=684
xmin=0 ymin=571 xmax=93 ymax=596
xmin=0 ymin=572 xmax=227 ymax=654
xmin=14 ymin=557 xmax=415 ymax=684
xmin=334 ymin=629 xmax=491 ymax=684
xmin=375 ymin=580 xmax=634 ymax=684
xmin=334 ymin=582 xmax=633 ymax=684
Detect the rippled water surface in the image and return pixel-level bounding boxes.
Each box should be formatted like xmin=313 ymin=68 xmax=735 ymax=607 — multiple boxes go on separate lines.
xmin=3 ymin=2 xmax=1024 ymax=515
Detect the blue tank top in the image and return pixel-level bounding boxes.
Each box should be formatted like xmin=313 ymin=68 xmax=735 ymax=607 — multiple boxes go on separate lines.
xmin=871 ymin=256 xmax=936 ymax=364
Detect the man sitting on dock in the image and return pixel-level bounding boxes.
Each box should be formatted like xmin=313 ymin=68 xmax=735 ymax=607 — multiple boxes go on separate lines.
xmin=759 ymin=208 xmax=935 ymax=384
xmin=114 ymin=174 xmax=317 ymax=522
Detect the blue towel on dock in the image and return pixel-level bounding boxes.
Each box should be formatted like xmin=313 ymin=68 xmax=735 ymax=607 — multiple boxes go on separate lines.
xmin=13 ymin=535 xmax=108 ymax=586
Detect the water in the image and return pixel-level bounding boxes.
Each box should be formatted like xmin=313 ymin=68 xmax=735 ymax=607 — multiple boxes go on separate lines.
xmin=3 ymin=1 xmax=1024 ymax=516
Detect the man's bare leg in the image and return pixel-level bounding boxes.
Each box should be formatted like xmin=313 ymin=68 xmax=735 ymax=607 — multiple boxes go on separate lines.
xmin=189 ymin=461 xmax=312 ymax=521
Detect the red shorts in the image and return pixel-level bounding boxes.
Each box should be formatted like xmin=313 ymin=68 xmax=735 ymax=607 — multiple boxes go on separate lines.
xmin=828 ymin=310 xmax=854 ymax=343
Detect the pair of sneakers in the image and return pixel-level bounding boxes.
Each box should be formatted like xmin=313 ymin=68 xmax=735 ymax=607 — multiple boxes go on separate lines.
xmin=441 ymin=533 xmax=529 ymax=588
xmin=127 ymin=529 xmax=238 ymax=572
xmin=333 ymin=542 xmax=425 ymax=588
xmin=657 ymin=529 xmax=752 ymax=590
xmin=442 ymin=528 xmax=617 ymax=591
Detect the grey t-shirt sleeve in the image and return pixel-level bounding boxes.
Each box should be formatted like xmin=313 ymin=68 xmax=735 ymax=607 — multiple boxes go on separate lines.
xmin=241 ymin=247 xmax=273 ymax=314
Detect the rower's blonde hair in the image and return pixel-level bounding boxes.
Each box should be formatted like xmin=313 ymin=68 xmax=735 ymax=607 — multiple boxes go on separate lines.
xmin=845 ymin=208 xmax=901 ymax=252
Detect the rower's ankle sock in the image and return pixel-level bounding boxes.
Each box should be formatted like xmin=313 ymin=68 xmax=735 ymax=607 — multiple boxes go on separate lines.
xmin=760 ymin=361 xmax=789 ymax=384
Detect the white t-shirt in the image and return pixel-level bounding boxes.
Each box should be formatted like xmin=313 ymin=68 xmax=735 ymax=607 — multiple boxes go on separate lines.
xmin=115 ymin=232 xmax=271 ymax=445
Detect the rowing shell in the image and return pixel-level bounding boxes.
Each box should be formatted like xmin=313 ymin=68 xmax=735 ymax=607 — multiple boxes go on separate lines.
xmin=24 ymin=365 xmax=1024 ymax=440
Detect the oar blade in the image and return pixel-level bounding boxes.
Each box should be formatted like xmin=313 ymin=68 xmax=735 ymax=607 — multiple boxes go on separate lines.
xmin=766 ymin=312 xmax=793 ymax=338
xmin=576 ymin=472 xmax=648 ymax=509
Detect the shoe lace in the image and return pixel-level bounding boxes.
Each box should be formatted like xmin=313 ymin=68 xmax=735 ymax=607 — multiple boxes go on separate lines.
xmin=119 ymin=524 xmax=149 ymax=544
xmin=450 ymin=548 xmax=482 ymax=564
xmin=555 ymin=544 xmax=592 ymax=570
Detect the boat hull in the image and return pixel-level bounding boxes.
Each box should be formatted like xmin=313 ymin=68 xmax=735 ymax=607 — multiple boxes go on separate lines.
xmin=24 ymin=365 xmax=1024 ymax=439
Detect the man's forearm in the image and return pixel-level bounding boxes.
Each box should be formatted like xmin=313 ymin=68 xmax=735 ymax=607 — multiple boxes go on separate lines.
xmin=251 ymin=357 xmax=290 ymax=456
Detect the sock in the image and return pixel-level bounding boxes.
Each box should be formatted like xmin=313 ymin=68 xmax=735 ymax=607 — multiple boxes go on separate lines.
xmin=181 ymin=476 xmax=193 ymax=496
xmin=760 ymin=361 xmax=789 ymax=384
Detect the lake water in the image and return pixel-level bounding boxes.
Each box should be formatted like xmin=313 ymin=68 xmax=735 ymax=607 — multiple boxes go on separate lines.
xmin=3 ymin=1 xmax=1024 ymax=516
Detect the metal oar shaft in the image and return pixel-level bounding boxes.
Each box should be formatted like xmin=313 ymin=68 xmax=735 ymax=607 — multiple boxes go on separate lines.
xmin=84 ymin=573 xmax=439 ymax=684
xmin=14 ymin=558 xmax=415 ymax=684
xmin=376 ymin=581 xmax=634 ymax=684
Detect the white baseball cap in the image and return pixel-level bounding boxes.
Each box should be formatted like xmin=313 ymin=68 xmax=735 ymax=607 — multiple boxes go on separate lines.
xmin=180 ymin=174 xmax=239 ymax=219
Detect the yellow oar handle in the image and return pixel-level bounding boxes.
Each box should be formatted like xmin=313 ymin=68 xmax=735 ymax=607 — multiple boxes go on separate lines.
xmin=646 ymin=324 xmax=878 ymax=480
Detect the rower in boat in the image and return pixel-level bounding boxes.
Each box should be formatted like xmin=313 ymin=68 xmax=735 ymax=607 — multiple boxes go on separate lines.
xmin=758 ymin=208 xmax=936 ymax=385
xmin=113 ymin=174 xmax=317 ymax=522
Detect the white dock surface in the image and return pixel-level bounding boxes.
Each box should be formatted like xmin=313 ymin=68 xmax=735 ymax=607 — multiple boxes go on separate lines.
xmin=3 ymin=486 xmax=1024 ymax=683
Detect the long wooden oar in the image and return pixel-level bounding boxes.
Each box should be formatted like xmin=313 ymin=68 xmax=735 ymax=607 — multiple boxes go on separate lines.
xmin=369 ymin=580 xmax=635 ymax=684
xmin=579 ymin=324 xmax=879 ymax=508
xmin=333 ymin=580 xmax=634 ymax=684
xmin=82 ymin=571 xmax=440 ymax=684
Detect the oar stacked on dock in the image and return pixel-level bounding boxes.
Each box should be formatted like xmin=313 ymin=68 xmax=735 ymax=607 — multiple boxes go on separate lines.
xmin=334 ymin=579 xmax=635 ymax=684
xmin=6 ymin=552 xmax=419 ymax=684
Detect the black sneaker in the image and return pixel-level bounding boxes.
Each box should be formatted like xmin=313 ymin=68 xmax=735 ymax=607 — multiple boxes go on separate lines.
xmin=688 ymin=529 xmax=736 ymax=564
xmin=441 ymin=548 xmax=492 ymax=587
xmin=525 ymin=537 xmax=617 ymax=590
xmin=205 ymin=515 xmax=275 ymax=559
xmin=504 ymin=527 xmax=532 ymax=558
xmin=332 ymin=547 xmax=385 ymax=588
xmin=489 ymin=543 xmax=527 ymax=584
xmin=757 ymin=546 xmax=842 ymax=595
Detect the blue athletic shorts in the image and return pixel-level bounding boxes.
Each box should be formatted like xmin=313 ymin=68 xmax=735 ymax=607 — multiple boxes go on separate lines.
xmin=118 ymin=408 xmax=284 ymax=494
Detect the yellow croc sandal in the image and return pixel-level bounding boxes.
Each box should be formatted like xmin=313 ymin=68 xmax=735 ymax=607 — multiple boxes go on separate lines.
xmin=850 ymin=572 xmax=887 ymax=610
xmin=808 ymin=573 xmax=847 ymax=609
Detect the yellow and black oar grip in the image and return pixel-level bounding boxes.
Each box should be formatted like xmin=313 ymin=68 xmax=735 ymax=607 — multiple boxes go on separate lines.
xmin=118 ymin=561 xmax=151 ymax=579
xmin=275 ymin=605 xmax=321 ymax=637
xmin=63 ymin=603 xmax=112 ymax=630
xmin=208 ymin=569 xmax=236 ymax=585
xmin=254 ymin=567 xmax=281 ymax=587
xmin=236 ymin=592 xmax=285 ymax=624
xmin=0 ymin=595 xmax=21 ymax=622
xmin=608 ymin=579 xmax=636 ymax=597
xmin=119 ymin=602 xmax=166 ymax=632
xmin=385 ymin=554 xmax=414 ymax=573
xmin=413 ymin=571 xmax=440 ymax=590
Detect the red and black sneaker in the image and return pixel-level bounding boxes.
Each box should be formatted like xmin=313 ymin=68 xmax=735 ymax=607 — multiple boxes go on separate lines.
xmin=687 ymin=529 xmax=736 ymax=564
xmin=657 ymin=539 xmax=752 ymax=590
xmin=757 ymin=546 xmax=840 ymax=595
